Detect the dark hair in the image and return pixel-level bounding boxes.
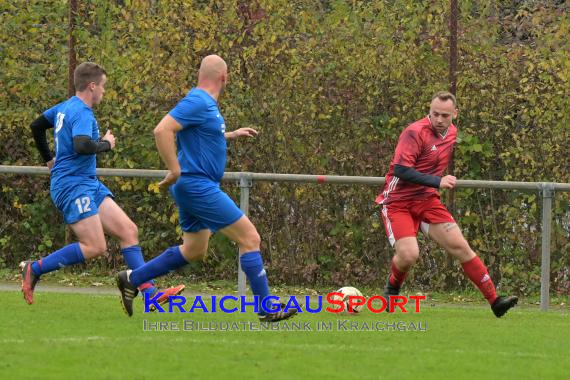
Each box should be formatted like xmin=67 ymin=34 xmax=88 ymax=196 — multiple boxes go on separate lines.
xmin=432 ymin=91 xmax=457 ymax=107
xmin=74 ymin=62 xmax=107 ymax=91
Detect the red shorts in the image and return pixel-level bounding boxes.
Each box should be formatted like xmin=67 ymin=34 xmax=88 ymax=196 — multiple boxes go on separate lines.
xmin=380 ymin=196 xmax=455 ymax=246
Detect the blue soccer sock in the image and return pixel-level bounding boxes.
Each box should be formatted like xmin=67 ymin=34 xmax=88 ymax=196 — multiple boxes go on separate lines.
xmin=240 ymin=251 xmax=271 ymax=315
xmin=31 ymin=242 xmax=85 ymax=276
xmin=121 ymin=245 xmax=156 ymax=294
xmin=129 ymin=246 xmax=188 ymax=288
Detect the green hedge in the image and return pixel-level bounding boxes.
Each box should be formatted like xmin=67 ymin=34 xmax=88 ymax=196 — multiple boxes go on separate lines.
xmin=1 ymin=0 xmax=568 ymax=295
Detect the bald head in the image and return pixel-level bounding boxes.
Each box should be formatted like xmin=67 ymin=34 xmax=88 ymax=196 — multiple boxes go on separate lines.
xmin=198 ymin=55 xmax=227 ymax=81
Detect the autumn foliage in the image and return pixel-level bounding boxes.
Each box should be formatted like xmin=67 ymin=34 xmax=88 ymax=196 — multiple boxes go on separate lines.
xmin=1 ymin=0 xmax=568 ymax=295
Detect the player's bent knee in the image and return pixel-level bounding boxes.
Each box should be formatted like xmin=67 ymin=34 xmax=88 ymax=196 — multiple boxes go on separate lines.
xmin=82 ymin=242 xmax=107 ymax=259
xmin=449 ymin=244 xmax=475 ymax=261
xmin=238 ymin=230 xmax=261 ymax=251
xmin=94 ymin=242 xmax=107 ymax=256
xmin=397 ymin=249 xmax=420 ymax=267
xmin=119 ymin=221 xmax=139 ymax=246
xmin=446 ymin=239 xmax=472 ymax=257
xmin=180 ymin=246 xmax=206 ymax=262
xmin=128 ymin=221 xmax=139 ymax=238
xmin=401 ymin=254 xmax=419 ymax=267
xmin=189 ymin=251 xmax=206 ymax=262
xmin=249 ymin=231 xmax=261 ymax=247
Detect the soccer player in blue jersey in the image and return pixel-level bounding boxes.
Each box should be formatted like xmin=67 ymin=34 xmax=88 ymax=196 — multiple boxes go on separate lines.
xmin=116 ymin=55 xmax=298 ymax=322
xmin=23 ymin=62 xmax=184 ymax=306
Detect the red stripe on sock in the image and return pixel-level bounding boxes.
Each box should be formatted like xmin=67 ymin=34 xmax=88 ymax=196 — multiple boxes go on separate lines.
xmin=138 ymin=282 xmax=154 ymax=291
xmin=389 ymin=260 xmax=408 ymax=287
xmin=461 ymin=256 xmax=497 ymax=305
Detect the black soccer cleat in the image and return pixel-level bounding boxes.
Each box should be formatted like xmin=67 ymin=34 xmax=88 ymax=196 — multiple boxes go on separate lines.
xmin=383 ymin=274 xmax=400 ymax=313
xmin=117 ymin=270 xmax=139 ymax=317
xmin=258 ymin=302 xmax=301 ymax=323
xmin=491 ymin=295 xmax=518 ymax=318
xmin=20 ymin=261 xmax=40 ymax=305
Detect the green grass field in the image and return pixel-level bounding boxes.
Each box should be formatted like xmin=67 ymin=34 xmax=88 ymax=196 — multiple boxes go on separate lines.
xmin=1 ymin=290 xmax=568 ymax=380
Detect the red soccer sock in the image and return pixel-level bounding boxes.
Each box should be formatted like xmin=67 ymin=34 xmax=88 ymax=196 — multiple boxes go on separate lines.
xmin=389 ymin=260 xmax=408 ymax=288
xmin=461 ymin=256 xmax=497 ymax=305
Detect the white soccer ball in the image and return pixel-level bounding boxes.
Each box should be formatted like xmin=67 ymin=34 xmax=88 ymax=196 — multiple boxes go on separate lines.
xmin=332 ymin=286 xmax=365 ymax=313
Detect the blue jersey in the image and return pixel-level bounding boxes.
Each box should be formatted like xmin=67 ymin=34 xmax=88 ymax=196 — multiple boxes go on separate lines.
xmin=168 ymin=88 xmax=227 ymax=182
xmin=43 ymin=96 xmax=100 ymax=187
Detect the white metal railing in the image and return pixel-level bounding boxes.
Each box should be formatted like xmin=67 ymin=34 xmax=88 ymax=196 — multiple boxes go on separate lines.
xmin=2 ymin=165 xmax=569 ymax=311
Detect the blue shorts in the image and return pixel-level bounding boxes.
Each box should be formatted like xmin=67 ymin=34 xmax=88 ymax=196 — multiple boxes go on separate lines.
xmin=171 ymin=176 xmax=244 ymax=233
xmin=51 ymin=178 xmax=113 ymax=225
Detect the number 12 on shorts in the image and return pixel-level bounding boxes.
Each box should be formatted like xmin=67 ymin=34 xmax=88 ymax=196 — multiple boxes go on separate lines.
xmin=75 ymin=197 xmax=92 ymax=214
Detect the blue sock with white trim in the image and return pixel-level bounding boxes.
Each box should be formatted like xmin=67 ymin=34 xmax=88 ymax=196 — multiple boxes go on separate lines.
xmin=240 ymin=251 xmax=271 ymax=315
xmin=129 ymin=246 xmax=188 ymax=288
xmin=121 ymin=245 xmax=156 ymax=294
xmin=31 ymin=243 xmax=85 ymax=276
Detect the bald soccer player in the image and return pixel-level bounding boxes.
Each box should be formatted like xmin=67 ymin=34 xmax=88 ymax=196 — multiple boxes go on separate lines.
xmin=116 ymin=55 xmax=299 ymax=322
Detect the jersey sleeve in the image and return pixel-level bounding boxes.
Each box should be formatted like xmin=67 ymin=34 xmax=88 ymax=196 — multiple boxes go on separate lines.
xmin=42 ymin=104 xmax=59 ymax=125
xmin=71 ymin=111 xmax=94 ymax=137
xmin=393 ymin=127 xmax=422 ymax=167
xmin=168 ymin=95 xmax=207 ymax=129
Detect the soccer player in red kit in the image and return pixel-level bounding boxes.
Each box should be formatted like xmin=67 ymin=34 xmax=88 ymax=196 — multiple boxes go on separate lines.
xmin=375 ymin=91 xmax=518 ymax=318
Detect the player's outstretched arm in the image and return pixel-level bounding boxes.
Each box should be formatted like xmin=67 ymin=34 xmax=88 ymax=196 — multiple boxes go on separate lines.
xmin=30 ymin=114 xmax=54 ymax=167
xmin=224 ymin=127 xmax=258 ymax=140
xmin=154 ymin=114 xmax=183 ymax=187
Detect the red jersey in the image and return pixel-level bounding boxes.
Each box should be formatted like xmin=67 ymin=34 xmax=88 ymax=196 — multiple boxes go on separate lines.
xmin=375 ymin=116 xmax=457 ymax=205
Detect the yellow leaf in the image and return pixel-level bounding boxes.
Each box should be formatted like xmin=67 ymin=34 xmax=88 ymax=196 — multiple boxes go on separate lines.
xmin=148 ymin=182 xmax=161 ymax=194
